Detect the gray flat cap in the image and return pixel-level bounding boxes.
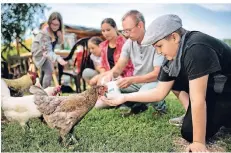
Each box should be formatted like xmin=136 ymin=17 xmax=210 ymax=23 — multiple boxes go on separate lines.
xmin=141 ymin=14 xmax=182 ymax=46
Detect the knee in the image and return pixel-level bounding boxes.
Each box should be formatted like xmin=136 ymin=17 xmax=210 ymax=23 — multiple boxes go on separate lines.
xmin=82 ymin=68 xmax=90 ymax=79
xmin=82 ymin=68 xmax=96 ymax=81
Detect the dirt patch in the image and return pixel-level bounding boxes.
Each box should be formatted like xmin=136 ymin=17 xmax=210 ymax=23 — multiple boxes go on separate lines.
xmin=173 ymin=127 xmax=231 ymax=152
xmin=173 ymin=137 xmax=226 ymax=152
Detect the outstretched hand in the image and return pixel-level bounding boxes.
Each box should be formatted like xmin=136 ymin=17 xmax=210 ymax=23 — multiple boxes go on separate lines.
xmin=100 ymin=93 xmax=126 ymax=106
xmin=57 ymin=58 xmax=67 ymax=66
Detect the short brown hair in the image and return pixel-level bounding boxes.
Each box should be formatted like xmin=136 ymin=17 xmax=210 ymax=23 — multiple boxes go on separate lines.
xmin=122 ymin=10 xmax=145 ymax=27
xmin=164 ymin=27 xmax=186 ymax=40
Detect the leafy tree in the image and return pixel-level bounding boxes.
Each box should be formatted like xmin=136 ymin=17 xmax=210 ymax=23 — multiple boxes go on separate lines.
xmin=1 ymin=3 xmax=49 ymax=60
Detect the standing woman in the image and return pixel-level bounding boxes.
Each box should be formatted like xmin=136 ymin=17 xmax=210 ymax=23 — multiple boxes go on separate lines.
xmin=31 ymin=12 xmax=67 ymax=88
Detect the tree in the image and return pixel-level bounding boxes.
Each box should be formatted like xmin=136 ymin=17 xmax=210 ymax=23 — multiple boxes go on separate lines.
xmin=1 ymin=3 xmax=49 ymax=60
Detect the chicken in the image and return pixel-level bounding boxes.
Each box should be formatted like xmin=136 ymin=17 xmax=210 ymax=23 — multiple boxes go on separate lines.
xmin=3 ymin=71 xmax=38 ymax=97
xmin=29 ymin=85 xmax=107 ymax=146
xmin=1 ymin=79 xmax=61 ymax=129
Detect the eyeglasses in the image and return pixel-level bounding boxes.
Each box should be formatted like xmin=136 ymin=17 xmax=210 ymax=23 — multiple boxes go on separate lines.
xmin=51 ymin=22 xmax=60 ymax=27
xmin=121 ymin=23 xmax=138 ymax=35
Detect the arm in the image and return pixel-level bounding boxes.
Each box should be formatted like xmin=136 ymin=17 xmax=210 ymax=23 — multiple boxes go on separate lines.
xmin=111 ymin=57 xmax=129 ymax=76
xmin=124 ymin=80 xmax=174 ymax=102
xmin=183 ymin=45 xmax=220 ymax=152
xmin=118 ymin=48 xmax=164 ymax=88
xmin=189 ymin=75 xmax=208 ymax=145
xmin=99 ymin=57 xmax=129 ymax=83
xmin=117 ymin=65 xmax=160 ymax=88
xmin=102 ymin=80 xmax=174 ymax=106
xmin=41 ymin=33 xmax=66 ymax=66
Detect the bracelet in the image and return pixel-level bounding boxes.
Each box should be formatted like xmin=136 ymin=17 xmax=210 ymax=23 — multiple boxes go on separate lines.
xmin=193 ymin=141 xmax=205 ymax=145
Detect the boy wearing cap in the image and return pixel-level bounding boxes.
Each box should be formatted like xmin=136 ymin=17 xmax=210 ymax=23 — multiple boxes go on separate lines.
xmin=102 ymin=14 xmax=231 ymax=152
xmin=100 ymin=10 xmax=166 ymax=115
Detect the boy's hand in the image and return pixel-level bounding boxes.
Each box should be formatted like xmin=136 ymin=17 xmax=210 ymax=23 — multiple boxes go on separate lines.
xmin=186 ymin=142 xmax=208 ymax=152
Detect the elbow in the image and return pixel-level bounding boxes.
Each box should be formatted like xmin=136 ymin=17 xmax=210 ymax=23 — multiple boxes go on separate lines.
xmin=155 ymin=90 xmax=166 ymax=102
xmin=156 ymin=94 xmax=165 ymax=102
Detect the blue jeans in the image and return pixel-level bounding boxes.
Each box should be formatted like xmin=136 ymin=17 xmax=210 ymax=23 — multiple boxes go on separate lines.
xmin=120 ymin=82 xmax=166 ymax=112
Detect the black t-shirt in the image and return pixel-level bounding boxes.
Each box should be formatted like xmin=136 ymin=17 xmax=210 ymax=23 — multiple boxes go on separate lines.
xmin=107 ymin=46 xmax=116 ymax=69
xmin=158 ymin=31 xmax=231 ymax=94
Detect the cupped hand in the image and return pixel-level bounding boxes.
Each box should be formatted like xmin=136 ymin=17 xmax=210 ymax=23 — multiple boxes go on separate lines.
xmin=186 ymin=142 xmax=208 ymax=152
xmin=100 ymin=93 xmax=126 ymax=106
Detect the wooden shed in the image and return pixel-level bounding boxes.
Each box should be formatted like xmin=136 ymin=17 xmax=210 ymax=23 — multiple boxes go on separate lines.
xmin=64 ymin=24 xmax=104 ymax=40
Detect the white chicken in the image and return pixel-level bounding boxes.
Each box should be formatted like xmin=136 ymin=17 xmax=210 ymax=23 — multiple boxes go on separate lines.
xmin=1 ymin=78 xmax=61 ymax=129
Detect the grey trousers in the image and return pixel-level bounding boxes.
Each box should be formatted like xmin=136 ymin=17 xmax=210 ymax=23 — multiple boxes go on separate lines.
xmin=40 ymin=59 xmax=53 ymax=88
xmin=82 ymin=68 xmax=99 ymax=81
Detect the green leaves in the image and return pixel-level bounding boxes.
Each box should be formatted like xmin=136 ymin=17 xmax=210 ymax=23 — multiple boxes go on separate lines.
xmin=1 ymin=3 xmax=48 ymax=56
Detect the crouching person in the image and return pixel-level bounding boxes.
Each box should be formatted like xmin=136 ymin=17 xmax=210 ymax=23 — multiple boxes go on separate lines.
xmin=101 ymin=14 xmax=231 ymax=152
xmin=82 ymin=36 xmax=105 ymax=86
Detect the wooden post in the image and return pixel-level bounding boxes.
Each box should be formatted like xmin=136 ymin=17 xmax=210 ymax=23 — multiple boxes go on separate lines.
xmin=16 ymin=37 xmax=20 ymax=56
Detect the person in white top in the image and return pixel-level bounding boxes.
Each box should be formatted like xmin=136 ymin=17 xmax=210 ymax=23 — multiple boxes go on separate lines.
xmin=82 ymin=36 xmax=105 ymax=85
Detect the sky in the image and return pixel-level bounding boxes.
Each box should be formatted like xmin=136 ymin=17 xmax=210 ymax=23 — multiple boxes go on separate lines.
xmin=40 ymin=3 xmax=231 ymax=39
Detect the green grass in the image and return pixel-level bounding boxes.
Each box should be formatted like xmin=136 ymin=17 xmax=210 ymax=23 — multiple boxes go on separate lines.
xmin=1 ymin=93 xmax=230 ymax=152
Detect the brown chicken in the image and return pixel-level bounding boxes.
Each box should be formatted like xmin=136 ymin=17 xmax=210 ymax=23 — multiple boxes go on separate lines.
xmin=29 ymin=85 xmax=107 ymax=146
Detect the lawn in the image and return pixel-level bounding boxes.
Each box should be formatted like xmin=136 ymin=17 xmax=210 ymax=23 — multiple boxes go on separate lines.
xmin=1 ymin=92 xmax=230 ymax=152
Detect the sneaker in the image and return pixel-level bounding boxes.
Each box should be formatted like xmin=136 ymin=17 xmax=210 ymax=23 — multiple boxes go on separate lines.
xmin=118 ymin=104 xmax=131 ymax=110
xmin=121 ymin=104 xmax=148 ymax=117
xmin=169 ymin=114 xmax=185 ymax=126
xmin=152 ymin=100 xmax=167 ymax=114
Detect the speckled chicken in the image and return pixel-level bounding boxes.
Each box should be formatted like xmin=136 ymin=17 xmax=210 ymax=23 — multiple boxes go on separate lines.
xmin=29 ymin=85 xmax=107 ymax=146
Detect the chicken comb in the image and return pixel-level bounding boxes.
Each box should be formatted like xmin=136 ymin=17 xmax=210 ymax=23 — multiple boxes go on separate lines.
xmin=28 ymin=71 xmax=39 ymax=84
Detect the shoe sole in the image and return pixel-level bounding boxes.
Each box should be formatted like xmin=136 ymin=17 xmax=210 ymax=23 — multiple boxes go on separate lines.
xmin=169 ymin=121 xmax=182 ymax=127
